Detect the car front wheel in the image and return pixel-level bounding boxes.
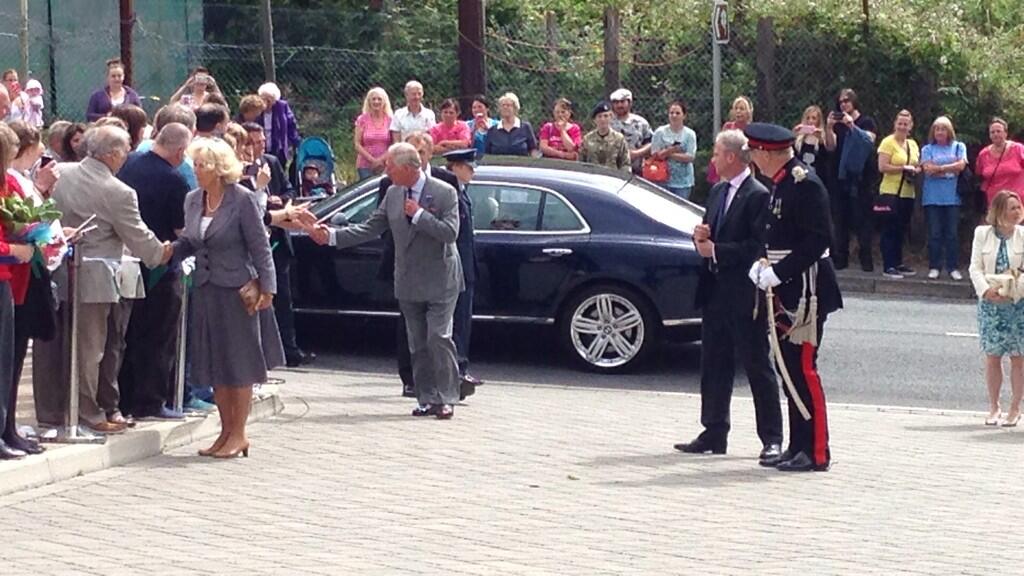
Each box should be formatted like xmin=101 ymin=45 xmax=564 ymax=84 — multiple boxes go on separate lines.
xmin=559 ymin=284 xmax=656 ymax=373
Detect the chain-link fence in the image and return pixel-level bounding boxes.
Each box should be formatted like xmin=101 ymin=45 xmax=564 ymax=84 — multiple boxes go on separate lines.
xmin=1 ymin=1 xmax=1013 ymax=191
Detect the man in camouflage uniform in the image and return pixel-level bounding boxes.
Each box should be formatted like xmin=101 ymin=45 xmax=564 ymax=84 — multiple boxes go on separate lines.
xmin=579 ymin=101 xmax=630 ymax=173
xmin=609 ymin=88 xmax=653 ymax=175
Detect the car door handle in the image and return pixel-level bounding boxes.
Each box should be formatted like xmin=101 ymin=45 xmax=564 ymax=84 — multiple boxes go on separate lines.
xmin=542 ymin=248 xmax=573 ymax=257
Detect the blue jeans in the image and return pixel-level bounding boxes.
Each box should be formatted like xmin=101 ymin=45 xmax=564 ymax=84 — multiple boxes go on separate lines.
xmin=666 ymin=186 xmax=692 ymax=200
xmin=925 ymin=205 xmax=959 ymax=271
xmin=356 ymin=167 xmax=374 ymax=181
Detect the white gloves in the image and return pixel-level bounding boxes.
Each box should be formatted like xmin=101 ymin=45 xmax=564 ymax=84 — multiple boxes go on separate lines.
xmin=748 ymin=260 xmax=782 ymax=290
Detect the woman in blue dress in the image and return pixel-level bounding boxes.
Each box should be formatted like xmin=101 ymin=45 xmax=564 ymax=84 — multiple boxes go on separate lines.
xmin=969 ymin=190 xmax=1024 ymax=426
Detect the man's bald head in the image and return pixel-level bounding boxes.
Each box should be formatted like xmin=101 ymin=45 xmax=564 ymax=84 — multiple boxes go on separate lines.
xmin=153 ymin=122 xmax=193 ymax=168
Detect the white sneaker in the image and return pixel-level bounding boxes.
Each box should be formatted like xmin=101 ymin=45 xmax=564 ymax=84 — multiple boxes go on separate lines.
xmin=927 ymin=269 xmax=940 ymax=279
xmin=950 ymin=270 xmax=963 ymax=281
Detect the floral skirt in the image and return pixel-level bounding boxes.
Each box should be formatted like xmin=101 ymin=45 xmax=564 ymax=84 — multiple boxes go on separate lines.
xmin=978 ymin=300 xmax=1024 ymax=356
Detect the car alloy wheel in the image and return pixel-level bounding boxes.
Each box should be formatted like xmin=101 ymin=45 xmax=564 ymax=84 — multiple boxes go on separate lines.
xmin=566 ymin=289 xmax=649 ymax=371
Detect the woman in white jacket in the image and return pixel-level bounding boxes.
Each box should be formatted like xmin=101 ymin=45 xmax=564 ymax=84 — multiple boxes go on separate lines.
xmin=969 ymin=190 xmax=1024 ymax=426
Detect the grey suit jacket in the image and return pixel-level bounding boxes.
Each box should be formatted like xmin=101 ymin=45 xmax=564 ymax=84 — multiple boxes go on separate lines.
xmin=333 ymin=174 xmax=463 ymax=302
xmin=175 ymin=183 xmax=277 ymax=294
xmin=51 ymin=157 xmax=165 ymax=304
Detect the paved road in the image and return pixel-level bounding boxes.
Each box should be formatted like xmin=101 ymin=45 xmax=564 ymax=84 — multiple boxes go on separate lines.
xmin=2 ymin=369 xmax=1019 ymax=575
xmin=301 ymin=295 xmax=985 ymax=411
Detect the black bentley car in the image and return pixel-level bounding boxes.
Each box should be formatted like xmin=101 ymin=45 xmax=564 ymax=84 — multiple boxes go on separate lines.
xmin=291 ymin=158 xmax=705 ymax=373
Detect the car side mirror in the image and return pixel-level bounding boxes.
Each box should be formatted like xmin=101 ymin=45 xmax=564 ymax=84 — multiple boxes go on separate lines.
xmin=330 ymin=212 xmax=349 ymax=227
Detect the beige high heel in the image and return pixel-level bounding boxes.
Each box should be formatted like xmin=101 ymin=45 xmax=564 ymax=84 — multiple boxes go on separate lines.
xmin=985 ymin=409 xmax=1002 ymax=426
xmin=1001 ymin=412 xmax=1021 ymax=427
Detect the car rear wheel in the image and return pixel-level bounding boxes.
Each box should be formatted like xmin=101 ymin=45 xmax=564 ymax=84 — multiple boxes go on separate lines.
xmin=559 ymin=284 xmax=657 ymax=373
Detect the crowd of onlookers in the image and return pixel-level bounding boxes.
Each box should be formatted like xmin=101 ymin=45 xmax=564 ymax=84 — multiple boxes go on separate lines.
xmin=0 ymin=62 xmax=318 ymax=460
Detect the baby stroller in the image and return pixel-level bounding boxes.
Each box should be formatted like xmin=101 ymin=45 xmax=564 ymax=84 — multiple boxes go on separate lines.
xmin=295 ymin=136 xmax=336 ymax=200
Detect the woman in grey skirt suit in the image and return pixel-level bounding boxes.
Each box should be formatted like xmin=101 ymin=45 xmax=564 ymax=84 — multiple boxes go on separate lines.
xmin=175 ymin=138 xmax=284 ymax=458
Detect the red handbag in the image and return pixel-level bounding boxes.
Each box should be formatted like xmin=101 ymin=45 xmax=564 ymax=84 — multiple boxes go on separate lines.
xmin=643 ymin=157 xmax=670 ymax=183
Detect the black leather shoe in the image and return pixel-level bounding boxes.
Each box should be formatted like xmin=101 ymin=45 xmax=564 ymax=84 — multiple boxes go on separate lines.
xmin=673 ymin=438 xmax=726 ymax=455
xmin=285 ymin=350 xmax=315 ymax=368
xmin=758 ymin=443 xmax=783 ymax=466
xmin=775 ymin=451 xmax=830 ymax=472
xmin=435 ymin=404 xmax=454 ymax=420
xmin=459 ymin=378 xmax=476 ymax=401
xmin=760 ymin=448 xmax=792 ymax=467
xmin=462 ymin=373 xmax=483 ymax=386
xmin=4 ymin=435 xmax=44 ymax=455
xmin=0 ymin=441 xmax=26 ymax=460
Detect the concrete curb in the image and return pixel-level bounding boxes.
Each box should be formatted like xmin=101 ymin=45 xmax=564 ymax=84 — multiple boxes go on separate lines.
xmin=836 ymin=269 xmax=975 ymax=300
xmin=0 ymin=393 xmax=284 ymax=497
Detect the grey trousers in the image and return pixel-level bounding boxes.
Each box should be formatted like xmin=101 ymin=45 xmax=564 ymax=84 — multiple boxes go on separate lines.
xmin=75 ymin=301 xmax=133 ymax=424
xmin=399 ymin=296 xmax=460 ymax=406
xmin=33 ymin=304 xmax=67 ymax=427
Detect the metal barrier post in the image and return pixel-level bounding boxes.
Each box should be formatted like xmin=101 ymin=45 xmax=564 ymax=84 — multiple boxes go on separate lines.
xmin=172 ymin=269 xmax=189 ymax=413
xmin=44 ymin=236 xmax=104 ymax=444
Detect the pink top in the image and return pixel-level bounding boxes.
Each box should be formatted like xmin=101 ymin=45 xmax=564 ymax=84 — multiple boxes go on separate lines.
xmin=977 ymin=141 xmax=1024 ymax=205
xmin=538 ymin=122 xmax=582 ymax=155
xmin=355 ymin=112 xmax=392 ymax=169
xmin=429 ymin=121 xmax=471 ymax=148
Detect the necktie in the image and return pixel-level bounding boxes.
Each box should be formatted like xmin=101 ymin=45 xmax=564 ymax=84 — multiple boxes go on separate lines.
xmin=713 ymin=186 xmax=730 ymax=237
xmin=406 ymin=188 xmax=413 ymax=223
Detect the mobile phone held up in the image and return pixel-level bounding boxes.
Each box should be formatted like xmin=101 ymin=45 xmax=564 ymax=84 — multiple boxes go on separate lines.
xmin=244 ymin=162 xmax=260 ymax=178
xmin=39 ymin=154 xmax=54 ymax=168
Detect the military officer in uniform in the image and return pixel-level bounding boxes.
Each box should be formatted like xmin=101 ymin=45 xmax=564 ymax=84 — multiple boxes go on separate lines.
xmin=442 ymin=148 xmax=483 ymax=398
xmin=579 ymin=101 xmax=630 ymax=173
xmin=744 ymin=123 xmax=842 ymax=472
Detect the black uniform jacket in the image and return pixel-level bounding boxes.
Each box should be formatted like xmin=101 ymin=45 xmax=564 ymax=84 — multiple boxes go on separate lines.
xmin=761 ymin=157 xmax=843 ymax=316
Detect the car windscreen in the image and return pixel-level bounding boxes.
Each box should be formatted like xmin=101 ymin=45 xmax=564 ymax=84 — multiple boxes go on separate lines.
xmin=615 ymin=178 xmax=705 ymax=235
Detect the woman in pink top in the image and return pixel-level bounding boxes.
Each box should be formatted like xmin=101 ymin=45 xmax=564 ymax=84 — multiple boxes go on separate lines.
xmin=429 ymin=99 xmax=472 ymax=155
xmin=707 ymin=95 xmax=754 ymax=183
xmin=354 ymin=87 xmax=393 ymax=180
xmin=977 ymin=117 xmax=1024 ymax=208
xmin=538 ymin=98 xmax=582 ymax=160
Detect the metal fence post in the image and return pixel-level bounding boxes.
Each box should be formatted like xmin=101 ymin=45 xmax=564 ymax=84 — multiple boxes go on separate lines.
xmin=173 ymin=271 xmax=189 ymax=413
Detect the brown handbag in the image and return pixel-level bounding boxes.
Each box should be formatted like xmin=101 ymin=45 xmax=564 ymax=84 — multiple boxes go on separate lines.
xmin=238 ymin=279 xmax=261 ymax=316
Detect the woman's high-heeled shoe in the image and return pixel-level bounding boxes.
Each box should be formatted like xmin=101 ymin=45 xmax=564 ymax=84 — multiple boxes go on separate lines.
xmin=212 ymin=443 xmax=250 ymax=459
xmin=1002 ymin=412 xmax=1021 ymax=427
xmin=198 ymin=436 xmax=228 ymax=457
xmin=985 ymin=410 xmax=1002 ymax=426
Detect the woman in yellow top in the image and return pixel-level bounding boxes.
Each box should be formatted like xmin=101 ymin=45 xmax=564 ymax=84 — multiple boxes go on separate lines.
xmin=877 ymin=109 xmax=921 ymax=279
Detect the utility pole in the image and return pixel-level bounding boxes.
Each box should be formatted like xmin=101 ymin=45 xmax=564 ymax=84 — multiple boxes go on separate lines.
xmin=18 ymin=0 xmax=29 ymax=80
xmin=457 ymin=0 xmax=485 ymax=116
xmin=119 ymin=0 xmax=135 ymax=86
xmin=259 ymin=0 xmax=276 ymax=82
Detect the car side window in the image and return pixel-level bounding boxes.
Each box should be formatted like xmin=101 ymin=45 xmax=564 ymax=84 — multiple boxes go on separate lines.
xmin=540 ymin=193 xmax=584 ymax=231
xmin=467 ymin=184 xmax=542 ymax=231
xmin=343 ymin=192 xmax=379 ymax=225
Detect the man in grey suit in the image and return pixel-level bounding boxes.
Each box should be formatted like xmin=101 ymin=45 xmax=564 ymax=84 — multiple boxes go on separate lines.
xmin=46 ymin=126 xmax=172 ymax=434
xmin=310 ymin=142 xmax=464 ymax=419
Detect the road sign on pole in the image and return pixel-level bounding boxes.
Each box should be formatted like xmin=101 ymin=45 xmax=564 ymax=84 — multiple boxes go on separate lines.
xmin=712 ymin=0 xmax=729 ymax=45
xmin=712 ymin=1 xmax=727 ymax=137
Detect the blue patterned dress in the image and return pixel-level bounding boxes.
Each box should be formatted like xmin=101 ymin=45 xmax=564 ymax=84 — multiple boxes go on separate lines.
xmin=978 ymin=233 xmax=1024 ymax=356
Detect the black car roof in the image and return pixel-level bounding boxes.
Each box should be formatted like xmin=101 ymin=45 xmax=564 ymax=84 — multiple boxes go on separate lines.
xmin=472 ymin=157 xmax=632 ymax=193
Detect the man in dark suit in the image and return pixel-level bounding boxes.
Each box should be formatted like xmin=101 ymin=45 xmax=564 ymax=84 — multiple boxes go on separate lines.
xmin=674 ymin=128 xmax=783 ymax=465
xmin=745 ymin=122 xmax=842 ymax=472
xmin=243 ymin=122 xmax=313 ymax=368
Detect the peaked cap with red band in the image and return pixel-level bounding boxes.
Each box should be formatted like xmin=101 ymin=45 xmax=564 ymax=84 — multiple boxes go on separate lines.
xmin=743 ymin=122 xmax=796 ymax=151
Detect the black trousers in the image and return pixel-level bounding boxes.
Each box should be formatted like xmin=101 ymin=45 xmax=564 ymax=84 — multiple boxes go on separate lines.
xmin=698 ymin=294 xmax=783 ymax=446
xmin=775 ymin=317 xmax=830 ymax=466
xmin=831 ymin=178 xmax=875 ymax=268
xmin=452 ymin=284 xmax=474 ymax=375
xmin=273 ymin=248 xmax=300 ymax=357
xmin=119 ymin=274 xmax=183 ymax=417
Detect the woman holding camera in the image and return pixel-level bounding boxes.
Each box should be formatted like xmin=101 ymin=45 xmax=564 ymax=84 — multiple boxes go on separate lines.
xmin=877 ymin=109 xmax=921 ymax=279
xmin=969 ymin=190 xmax=1024 ymax=427
xmin=650 ymin=99 xmax=697 ymax=199
xmin=792 ymin=105 xmax=830 ymax=176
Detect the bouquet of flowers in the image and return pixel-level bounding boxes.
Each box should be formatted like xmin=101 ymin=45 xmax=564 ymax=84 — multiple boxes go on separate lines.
xmin=0 ymin=195 xmax=63 ymax=264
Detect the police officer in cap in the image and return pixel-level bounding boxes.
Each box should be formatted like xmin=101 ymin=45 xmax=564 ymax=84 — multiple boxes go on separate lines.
xmin=442 ymin=148 xmax=483 ymax=398
xmin=744 ymin=122 xmax=842 ymax=472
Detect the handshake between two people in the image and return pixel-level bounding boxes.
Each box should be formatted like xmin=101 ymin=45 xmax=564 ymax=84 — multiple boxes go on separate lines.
xmin=308 ymin=198 xmax=423 ymax=246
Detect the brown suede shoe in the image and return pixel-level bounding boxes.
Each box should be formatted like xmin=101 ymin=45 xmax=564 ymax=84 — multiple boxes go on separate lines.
xmin=83 ymin=420 xmax=126 ymax=435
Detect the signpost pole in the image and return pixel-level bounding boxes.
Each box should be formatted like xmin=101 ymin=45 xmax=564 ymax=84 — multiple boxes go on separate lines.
xmin=711 ymin=0 xmax=729 ymax=139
